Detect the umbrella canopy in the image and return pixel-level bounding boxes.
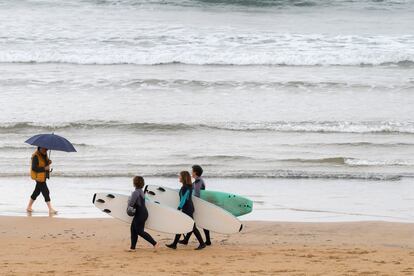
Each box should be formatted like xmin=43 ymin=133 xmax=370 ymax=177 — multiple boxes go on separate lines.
xmin=25 ymin=133 xmax=77 ymax=152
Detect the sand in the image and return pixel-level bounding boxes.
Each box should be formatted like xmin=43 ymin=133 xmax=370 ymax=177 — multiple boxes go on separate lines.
xmin=0 ymin=217 xmax=413 ymax=276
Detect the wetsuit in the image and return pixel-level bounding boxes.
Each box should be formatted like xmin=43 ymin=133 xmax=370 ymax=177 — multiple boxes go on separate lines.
xmin=181 ymin=177 xmax=211 ymax=245
xmin=170 ymin=185 xmax=205 ymax=247
xmin=30 ymin=153 xmax=50 ymax=202
xmin=129 ymin=188 xmax=157 ymax=249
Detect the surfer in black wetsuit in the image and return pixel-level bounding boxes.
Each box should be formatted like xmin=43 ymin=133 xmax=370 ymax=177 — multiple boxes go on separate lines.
xmin=179 ymin=165 xmax=212 ymax=246
xmin=166 ymin=171 xmax=206 ymax=250
xmin=127 ymin=176 xmax=158 ymax=252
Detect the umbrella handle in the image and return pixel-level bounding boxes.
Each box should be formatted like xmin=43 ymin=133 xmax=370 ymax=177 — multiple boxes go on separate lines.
xmin=48 ymin=150 xmax=53 ymax=172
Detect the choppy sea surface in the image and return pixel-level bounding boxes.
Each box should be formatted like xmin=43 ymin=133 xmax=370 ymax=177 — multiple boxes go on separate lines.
xmin=0 ymin=0 xmax=413 ymax=221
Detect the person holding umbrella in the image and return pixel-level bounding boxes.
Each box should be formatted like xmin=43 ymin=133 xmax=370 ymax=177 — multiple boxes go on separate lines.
xmin=26 ymin=147 xmax=56 ymax=214
xmin=25 ymin=133 xmax=77 ymax=214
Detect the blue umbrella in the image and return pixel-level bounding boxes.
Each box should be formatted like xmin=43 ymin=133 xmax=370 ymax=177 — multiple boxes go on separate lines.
xmin=25 ymin=133 xmax=77 ymax=152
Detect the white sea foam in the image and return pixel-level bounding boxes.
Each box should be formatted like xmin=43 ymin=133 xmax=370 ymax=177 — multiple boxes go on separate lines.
xmin=215 ymin=121 xmax=414 ymax=134
xmin=345 ymin=158 xmax=414 ymax=166
xmin=0 ymin=34 xmax=413 ymax=66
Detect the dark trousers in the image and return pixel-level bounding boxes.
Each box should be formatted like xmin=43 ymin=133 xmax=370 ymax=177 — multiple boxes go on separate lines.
xmin=172 ymin=224 xmax=205 ymax=246
xmin=31 ymin=182 xmax=50 ymax=202
xmin=183 ymin=229 xmax=210 ymax=243
xmin=130 ymin=215 xmax=156 ymax=249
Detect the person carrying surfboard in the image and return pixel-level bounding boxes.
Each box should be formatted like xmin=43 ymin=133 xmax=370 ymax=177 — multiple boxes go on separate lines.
xmin=127 ymin=176 xmax=158 ymax=252
xmin=26 ymin=147 xmax=57 ymax=214
xmin=179 ymin=165 xmax=212 ymax=246
xmin=166 ymin=171 xmax=206 ymax=250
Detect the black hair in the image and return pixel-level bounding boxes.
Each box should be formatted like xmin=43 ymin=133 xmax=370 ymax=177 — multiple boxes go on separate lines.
xmin=192 ymin=165 xmax=203 ymax=177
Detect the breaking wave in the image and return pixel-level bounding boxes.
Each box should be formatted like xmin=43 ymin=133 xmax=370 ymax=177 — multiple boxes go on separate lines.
xmin=0 ymin=170 xmax=407 ymax=181
xmin=1 ymin=120 xmax=413 ymax=134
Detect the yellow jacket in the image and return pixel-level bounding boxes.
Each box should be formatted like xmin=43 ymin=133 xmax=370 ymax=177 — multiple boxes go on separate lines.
xmin=30 ymin=150 xmax=50 ymax=182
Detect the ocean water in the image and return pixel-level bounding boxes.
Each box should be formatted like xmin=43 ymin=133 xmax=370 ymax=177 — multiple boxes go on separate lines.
xmin=0 ymin=0 xmax=413 ymax=221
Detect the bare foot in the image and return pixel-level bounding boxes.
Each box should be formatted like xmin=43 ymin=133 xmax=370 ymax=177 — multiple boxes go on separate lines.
xmin=125 ymin=249 xmax=136 ymax=252
xmin=49 ymin=209 xmax=58 ymax=215
xmin=26 ymin=208 xmax=33 ymax=213
xmin=153 ymin=243 xmax=159 ymax=250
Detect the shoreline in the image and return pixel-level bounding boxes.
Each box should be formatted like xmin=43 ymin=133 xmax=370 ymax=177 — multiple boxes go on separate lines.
xmin=2 ymin=176 xmax=413 ymax=223
xmin=1 ymin=217 xmax=413 ymax=275
xmin=3 ymin=214 xmax=414 ymax=224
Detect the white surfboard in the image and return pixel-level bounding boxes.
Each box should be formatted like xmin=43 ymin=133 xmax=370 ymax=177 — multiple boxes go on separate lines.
xmin=144 ymin=185 xmax=243 ymax=234
xmin=92 ymin=193 xmax=194 ymax=234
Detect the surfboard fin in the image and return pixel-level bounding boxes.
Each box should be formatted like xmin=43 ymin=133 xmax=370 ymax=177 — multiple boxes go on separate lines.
xmin=157 ymin=187 xmax=166 ymax=192
xmin=92 ymin=193 xmax=96 ymax=204
xmin=96 ymin=199 xmax=105 ymax=203
xmin=147 ymin=191 xmax=156 ymax=196
xmin=103 ymin=209 xmax=111 ymax=213
xmin=106 ymin=194 xmax=115 ymax=199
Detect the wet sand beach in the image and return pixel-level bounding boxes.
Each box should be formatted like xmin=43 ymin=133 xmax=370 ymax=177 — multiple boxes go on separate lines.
xmin=1 ymin=217 xmax=413 ymax=275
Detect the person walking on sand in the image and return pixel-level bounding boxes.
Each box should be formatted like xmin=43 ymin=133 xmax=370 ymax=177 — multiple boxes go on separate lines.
xmin=26 ymin=147 xmax=57 ymax=214
xmin=127 ymin=176 xmax=158 ymax=252
xmin=166 ymin=171 xmax=206 ymax=250
xmin=179 ymin=165 xmax=212 ymax=246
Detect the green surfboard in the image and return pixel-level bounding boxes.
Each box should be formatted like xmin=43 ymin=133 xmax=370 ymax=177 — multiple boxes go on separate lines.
xmin=200 ymin=190 xmax=253 ymax=217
